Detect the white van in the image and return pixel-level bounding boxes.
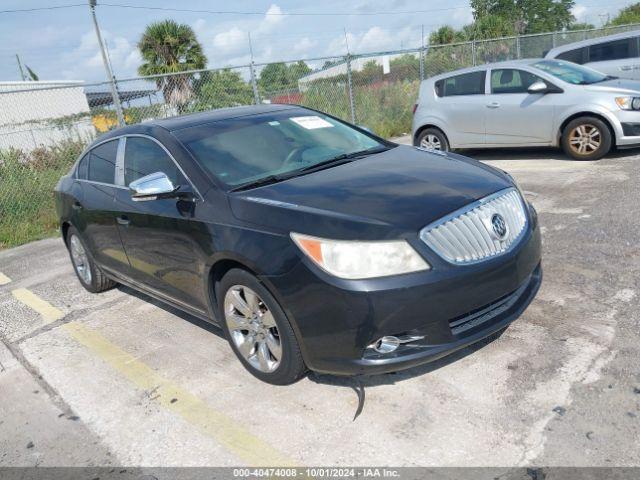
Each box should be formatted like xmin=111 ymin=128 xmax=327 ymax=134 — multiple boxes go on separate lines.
xmin=545 ymin=30 xmax=640 ymax=80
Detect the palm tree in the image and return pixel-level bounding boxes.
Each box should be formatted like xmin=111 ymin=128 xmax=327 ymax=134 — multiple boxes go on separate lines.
xmin=138 ymin=20 xmax=207 ymax=111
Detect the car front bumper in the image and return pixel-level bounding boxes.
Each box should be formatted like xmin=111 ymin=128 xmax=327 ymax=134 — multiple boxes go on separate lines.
xmin=263 ymin=217 xmax=543 ymax=376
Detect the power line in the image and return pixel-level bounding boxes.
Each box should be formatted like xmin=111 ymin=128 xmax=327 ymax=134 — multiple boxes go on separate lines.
xmin=98 ymin=2 xmax=470 ymax=16
xmin=0 ymin=3 xmax=85 ymax=14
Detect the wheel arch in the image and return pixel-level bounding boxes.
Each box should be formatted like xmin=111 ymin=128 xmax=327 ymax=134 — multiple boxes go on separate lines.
xmin=558 ymin=111 xmax=617 ymax=146
xmin=413 ymin=123 xmax=450 ymax=146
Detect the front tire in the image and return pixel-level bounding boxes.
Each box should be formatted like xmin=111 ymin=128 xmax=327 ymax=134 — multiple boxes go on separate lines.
xmin=416 ymin=127 xmax=450 ymax=152
xmin=217 ymin=269 xmax=306 ymax=385
xmin=65 ymin=226 xmax=116 ymax=293
xmin=561 ymin=117 xmax=612 ymax=161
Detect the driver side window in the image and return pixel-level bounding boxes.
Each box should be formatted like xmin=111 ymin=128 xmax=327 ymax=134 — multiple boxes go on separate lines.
xmin=124 ymin=137 xmax=186 ymax=186
xmin=490 ymin=69 xmax=543 ymax=94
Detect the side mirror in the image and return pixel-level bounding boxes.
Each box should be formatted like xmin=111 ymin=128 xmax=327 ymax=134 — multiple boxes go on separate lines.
xmin=129 ymin=171 xmax=177 ymax=201
xmin=528 ymin=81 xmax=548 ymax=94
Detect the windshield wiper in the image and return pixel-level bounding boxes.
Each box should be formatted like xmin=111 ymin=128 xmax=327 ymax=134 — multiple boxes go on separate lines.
xmin=229 ymin=174 xmax=291 ymax=192
xmin=298 ymin=146 xmax=392 ymax=173
xmin=229 ymin=146 xmax=392 ymax=192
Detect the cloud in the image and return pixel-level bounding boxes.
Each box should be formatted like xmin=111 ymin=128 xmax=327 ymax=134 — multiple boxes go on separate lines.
xmin=572 ymin=5 xmax=588 ymax=21
xmin=324 ymin=25 xmax=417 ymax=56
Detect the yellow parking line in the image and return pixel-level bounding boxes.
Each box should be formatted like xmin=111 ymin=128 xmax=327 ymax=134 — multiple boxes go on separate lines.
xmin=12 ymin=288 xmax=63 ymax=324
xmin=0 ymin=272 xmax=11 ymax=285
xmin=11 ymin=287 xmax=293 ymax=465
xmin=63 ymin=321 xmax=296 ymax=467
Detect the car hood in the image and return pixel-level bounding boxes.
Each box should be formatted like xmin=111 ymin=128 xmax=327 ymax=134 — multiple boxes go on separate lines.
xmin=228 ymin=145 xmax=513 ymax=239
xmin=585 ymin=77 xmax=640 ymax=94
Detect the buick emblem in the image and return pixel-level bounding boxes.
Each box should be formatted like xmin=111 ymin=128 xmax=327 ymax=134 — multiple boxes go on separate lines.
xmin=491 ymin=213 xmax=508 ymax=239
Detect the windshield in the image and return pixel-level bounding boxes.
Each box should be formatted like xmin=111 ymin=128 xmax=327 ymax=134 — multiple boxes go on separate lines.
xmin=174 ymin=109 xmax=387 ymax=189
xmin=532 ymin=60 xmax=609 ymax=85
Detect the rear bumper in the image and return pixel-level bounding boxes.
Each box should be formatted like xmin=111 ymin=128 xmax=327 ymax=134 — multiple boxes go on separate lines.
xmin=264 ymin=216 xmax=542 ymax=376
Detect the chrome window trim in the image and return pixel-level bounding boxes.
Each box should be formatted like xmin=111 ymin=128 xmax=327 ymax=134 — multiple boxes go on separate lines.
xmin=72 ymin=133 xmax=203 ymax=200
xmin=122 ymin=133 xmax=203 ymax=200
xmin=419 ymin=187 xmax=529 ymax=265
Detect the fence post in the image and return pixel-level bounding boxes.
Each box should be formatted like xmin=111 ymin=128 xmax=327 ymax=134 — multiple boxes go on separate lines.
xmin=419 ymin=24 xmax=425 ymax=80
xmin=346 ymin=54 xmax=356 ymax=124
xmin=472 ymin=39 xmax=477 ymax=66
xmin=552 ymin=32 xmax=557 ymax=48
xmin=250 ymin=62 xmax=260 ymax=105
xmin=516 ymin=35 xmax=521 ymax=59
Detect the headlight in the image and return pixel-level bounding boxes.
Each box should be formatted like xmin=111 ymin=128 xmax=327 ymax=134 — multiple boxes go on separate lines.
xmin=615 ymin=96 xmax=640 ymax=110
xmin=290 ymin=233 xmax=430 ymax=279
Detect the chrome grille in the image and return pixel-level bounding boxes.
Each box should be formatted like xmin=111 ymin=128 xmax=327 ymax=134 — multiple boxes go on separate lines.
xmin=420 ymin=188 xmax=528 ymax=264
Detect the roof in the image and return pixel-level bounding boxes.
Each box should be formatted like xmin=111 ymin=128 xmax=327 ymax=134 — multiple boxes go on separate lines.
xmin=546 ymin=29 xmax=640 ymax=56
xmin=425 ymin=58 xmax=543 ymax=81
xmin=150 ymin=103 xmax=298 ymax=131
xmin=86 ymin=89 xmax=156 ymax=108
xmin=93 ymin=103 xmax=303 ymax=143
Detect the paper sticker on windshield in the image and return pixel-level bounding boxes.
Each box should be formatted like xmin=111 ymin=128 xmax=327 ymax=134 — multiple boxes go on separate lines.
xmin=290 ymin=116 xmax=333 ymax=129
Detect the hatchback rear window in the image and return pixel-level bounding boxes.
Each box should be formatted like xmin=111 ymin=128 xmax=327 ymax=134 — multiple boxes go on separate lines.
xmin=435 ymin=71 xmax=486 ymax=97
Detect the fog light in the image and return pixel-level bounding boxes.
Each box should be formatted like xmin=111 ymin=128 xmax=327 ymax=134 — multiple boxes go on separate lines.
xmin=371 ymin=336 xmax=400 ymax=353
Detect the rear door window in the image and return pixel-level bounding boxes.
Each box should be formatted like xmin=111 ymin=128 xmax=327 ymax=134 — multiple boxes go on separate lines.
xmin=76 ymin=153 xmax=89 ymax=180
xmin=435 ymin=71 xmax=486 ymax=97
xmin=589 ymin=38 xmax=636 ymax=63
xmin=556 ymin=47 xmax=587 ymax=64
xmin=87 ymin=140 xmax=118 ymax=184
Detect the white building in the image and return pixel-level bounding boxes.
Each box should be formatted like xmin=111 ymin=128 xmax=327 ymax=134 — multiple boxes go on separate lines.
xmin=0 ymin=80 xmax=95 ymax=152
xmin=298 ymin=53 xmax=418 ymax=90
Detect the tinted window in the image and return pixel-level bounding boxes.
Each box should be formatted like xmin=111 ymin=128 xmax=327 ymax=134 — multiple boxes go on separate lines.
xmin=175 ymin=110 xmax=384 ymax=188
xmin=87 ymin=140 xmax=118 ymax=184
xmin=435 ymin=71 xmax=486 ymax=97
xmin=76 ymin=153 xmax=89 ymax=180
xmin=557 ymin=47 xmax=586 ymax=64
xmin=491 ymin=69 xmax=544 ymax=94
xmin=124 ymin=137 xmax=186 ymax=186
xmin=589 ymin=38 xmax=634 ymax=62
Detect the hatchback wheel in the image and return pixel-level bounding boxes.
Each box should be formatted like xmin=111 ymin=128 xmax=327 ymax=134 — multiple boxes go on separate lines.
xmin=218 ymin=269 xmax=306 ymax=385
xmin=417 ymin=128 xmax=449 ymax=152
xmin=66 ymin=226 xmax=116 ymax=293
xmin=561 ymin=117 xmax=611 ymax=161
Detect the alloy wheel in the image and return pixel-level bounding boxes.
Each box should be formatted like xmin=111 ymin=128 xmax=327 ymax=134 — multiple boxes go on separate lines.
xmin=223 ymin=285 xmax=282 ymax=373
xmin=69 ymin=235 xmax=92 ymax=285
xmin=568 ymin=124 xmax=601 ymax=156
xmin=420 ymin=134 xmax=442 ymax=150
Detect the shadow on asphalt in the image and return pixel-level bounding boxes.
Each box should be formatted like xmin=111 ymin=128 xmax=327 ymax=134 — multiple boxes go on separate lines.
xmin=460 ymin=146 xmax=640 ymax=162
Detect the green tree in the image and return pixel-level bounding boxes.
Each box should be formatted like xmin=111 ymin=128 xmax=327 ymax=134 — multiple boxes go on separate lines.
xmin=609 ymin=3 xmax=640 ymax=25
xmin=258 ymin=61 xmax=311 ymax=93
xmin=470 ymin=0 xmax=575 ymax=34
xmin=192 ymin=69 xmax=253 ymax=110
xmin=429 ymin=26 xmax=465 ymax=45
xmin=138 ymin=20 xmax=207 ymax=110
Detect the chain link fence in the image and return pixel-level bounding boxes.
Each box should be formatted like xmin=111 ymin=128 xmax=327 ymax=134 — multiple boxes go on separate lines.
xmin=1 ymin=23 xmax=639 ymax=247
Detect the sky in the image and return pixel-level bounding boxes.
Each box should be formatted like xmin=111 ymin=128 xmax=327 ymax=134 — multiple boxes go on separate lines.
xmin=0 ymin=0 xmax=637 ymax=84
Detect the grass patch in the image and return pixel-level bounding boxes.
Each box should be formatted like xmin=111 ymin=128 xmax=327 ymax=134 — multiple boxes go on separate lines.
xmin=0 ymin=139 xmax=85 ymax=249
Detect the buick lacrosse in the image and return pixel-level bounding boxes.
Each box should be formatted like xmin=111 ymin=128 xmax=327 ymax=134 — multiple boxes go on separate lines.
xmin=55 ymin=105 xmax=542 ymax=385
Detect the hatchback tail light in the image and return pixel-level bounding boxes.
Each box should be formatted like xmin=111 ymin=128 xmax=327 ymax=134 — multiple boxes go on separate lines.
xmin=412 ymin=103 xmax=418 ymax=115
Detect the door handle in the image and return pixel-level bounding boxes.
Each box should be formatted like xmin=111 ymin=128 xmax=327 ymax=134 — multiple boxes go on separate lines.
xmin=116 ymin=215 xmax=130 ymax=226
xmin=486 ymin=102 xmax=500 ymax=109
xmin=72 ymin=201 xmax=83 ymax=211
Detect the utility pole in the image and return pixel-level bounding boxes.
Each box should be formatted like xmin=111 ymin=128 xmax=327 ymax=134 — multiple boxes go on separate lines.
xmin=248 ymin=32 xmax=260 ymax=104
xmin=15 ymin=54 xmax=26 ymax=81
xmin=88 ymin=0 xmax=125 ymax=126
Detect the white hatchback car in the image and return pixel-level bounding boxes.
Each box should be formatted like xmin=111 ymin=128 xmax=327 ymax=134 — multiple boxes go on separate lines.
xmin=412 ymin=58 xmax=640 ymax=160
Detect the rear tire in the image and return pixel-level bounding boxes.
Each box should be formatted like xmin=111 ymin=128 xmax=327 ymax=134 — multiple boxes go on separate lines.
xmin=416 ymin=127 xmax=450 ymax=152
xmin=561 ymin=116 xmax=612 ymax=161
xmin=217 ymin=268 xmax=306 ymax=385
xmin=65 ymin=226 xmax=116 ymax=293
